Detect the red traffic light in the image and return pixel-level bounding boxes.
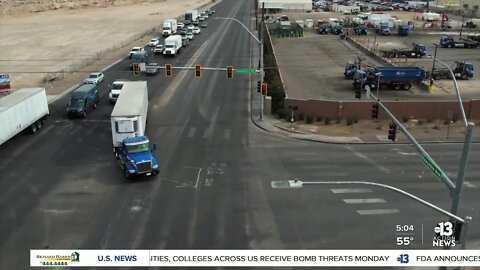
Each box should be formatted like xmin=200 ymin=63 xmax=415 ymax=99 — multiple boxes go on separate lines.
xmin=195 ymin=64 xmax=201 ymax=78
xmin=261 ymin=83 xmax=268 ymax=96
xmin=226 ymin=66 xmax=233 ymax=78
xmin=165 ymin=64 xmax=172 ymax=77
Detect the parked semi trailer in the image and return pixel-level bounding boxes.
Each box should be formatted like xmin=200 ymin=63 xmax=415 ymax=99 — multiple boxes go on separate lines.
xmin=382 ymin=43 xmax=426 ymax=58
xmin=440 ymin=36 xmax=479 ymax=48
xmin=110 ymin=81 xmax=159 ymax=179
xmin=0 ymin=88 xmax=49 ymax=145
xmin=353 ymin=66 xmax=425 ymax=90
xmin=427 ymin=61 xmax=474 ymax=80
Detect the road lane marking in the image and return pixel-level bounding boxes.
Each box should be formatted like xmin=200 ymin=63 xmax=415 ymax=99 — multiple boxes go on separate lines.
xmin=203 ymin=128 xmax=211 ymax=138
xmin=152 ymin=40 xmax=210 ymax=110
xmin=354 ymin=152 xmax=392 ymax=174
xmin=357 ymin=209 xmax=399 ymax=215
xmin=464 ymin=181 xmax=477 ymax=188
xmin=343 ymin=198 xmax=386 ymax=204
xmin=313 ymin=172 xmax=349 ymax=177
xmin=187 ymin=127 xmax=196 ymax=138
xmin=195 ymin=168 xmax=203 ymax=189
xmin=331 ymin=188 xmax=373 ymax=194
xmin=223 ymin=128 xmax=231 ymax=140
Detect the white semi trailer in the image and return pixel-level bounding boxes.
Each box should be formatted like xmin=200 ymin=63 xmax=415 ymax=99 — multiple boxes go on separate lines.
xmin=0 ymin=88 xmax=49 ymax=145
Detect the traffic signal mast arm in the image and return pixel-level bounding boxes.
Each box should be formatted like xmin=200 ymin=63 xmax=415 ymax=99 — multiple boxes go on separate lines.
xmin=370 ymin=93 xmax=455 ymax=191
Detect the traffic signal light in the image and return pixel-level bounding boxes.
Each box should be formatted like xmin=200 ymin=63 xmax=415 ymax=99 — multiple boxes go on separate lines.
xmin=355 ymin=87 xmax=361 ymax=99
xmin=195 ymin=64 xmax=201 ymax=78
xmin=226 ymin=66 xmax=233 ymax=78
xmin=256 ymin=81 xmax=261 ymax=93
xmin=133 ymin=63 xmax=140 ymax=76
xmin=388 ymin=123 xmax=397 ymax=141
xmin=371 ymin=103 xmax=379 ymax=119
xmin=261 ymin=83 xmax=268 ymax=96
xmin=165 ymin=64 xmax=172 ymax=77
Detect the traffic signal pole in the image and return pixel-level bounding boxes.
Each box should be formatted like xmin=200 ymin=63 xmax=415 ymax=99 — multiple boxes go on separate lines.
xmin=213 ymin=15 xmax=264 ymax=120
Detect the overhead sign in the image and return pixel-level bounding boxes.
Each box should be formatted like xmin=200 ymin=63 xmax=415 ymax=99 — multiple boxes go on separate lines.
xmin=0 ymin=74 xmax=10 ymax=92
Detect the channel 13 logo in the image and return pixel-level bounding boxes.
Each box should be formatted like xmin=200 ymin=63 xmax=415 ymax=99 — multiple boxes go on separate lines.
xmin=433 ymin=221 xmax=459 ymax=247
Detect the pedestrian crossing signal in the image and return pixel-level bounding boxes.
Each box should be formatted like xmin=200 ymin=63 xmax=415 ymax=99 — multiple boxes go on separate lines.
xmin=165 ymin=64 xmax=172 ymax=77
xmin=195 ymin=64 xmax=201 ymax=78
xmin=226 ymin=66 xmax=233 ymax=78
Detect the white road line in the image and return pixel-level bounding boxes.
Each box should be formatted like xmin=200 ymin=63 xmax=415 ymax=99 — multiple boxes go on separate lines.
xmin=187 ymin=127 xmax=196 ymax=138
xmin=303 ymin=164 xmax=340 ymax=169
xmin=464 ymin=181 xmax=477 ymax=188
xmin=223 ymin=128 xmax=231 ymax=140
xmin=203 ymin=128 xmax=211 ymax=138
xmin=354 ymin=152 xmax=392 ymax=174
xmin=357 ymin=209 xmax=399 ymax=215
xmin=195 ymin=168 xmax=203 ymax=189
xmin=343 ymin=198 xmax=387 ymax=204
xmin=331 ymin=188 xmax=373 ymax=194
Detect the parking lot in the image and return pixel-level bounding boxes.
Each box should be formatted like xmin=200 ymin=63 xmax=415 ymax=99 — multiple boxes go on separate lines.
xmin=272 ymin=11 xmax=480 ymax=101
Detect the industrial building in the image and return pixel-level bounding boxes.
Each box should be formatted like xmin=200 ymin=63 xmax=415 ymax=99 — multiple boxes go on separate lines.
xmin=258 ymin=0 xmax=312 ymax=11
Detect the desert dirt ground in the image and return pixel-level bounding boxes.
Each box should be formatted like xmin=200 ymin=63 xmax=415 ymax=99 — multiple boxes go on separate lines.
xmin=0 ymin=0 xmax=212 ymax=90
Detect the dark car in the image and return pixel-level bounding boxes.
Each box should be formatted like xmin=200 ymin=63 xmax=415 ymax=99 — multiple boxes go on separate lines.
xmin=182 ymin=35 xmax=190 ymax=47
xmin=66 ymin=84 xmax=99 ymax=118
xmin=354 ymin=25 xmax=368 ymax=35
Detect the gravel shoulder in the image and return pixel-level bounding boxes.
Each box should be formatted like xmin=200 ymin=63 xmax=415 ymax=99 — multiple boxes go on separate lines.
xmin=0 ymin=0 xmax=212 ymax=91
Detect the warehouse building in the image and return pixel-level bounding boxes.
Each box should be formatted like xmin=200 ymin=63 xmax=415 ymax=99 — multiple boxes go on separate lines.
xmin=258 ymin=0 xmax=312 ymax=11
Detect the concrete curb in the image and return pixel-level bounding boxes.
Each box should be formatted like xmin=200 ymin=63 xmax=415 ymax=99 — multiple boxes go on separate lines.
xmin=273 ymin=124 xmax=306 ymax=134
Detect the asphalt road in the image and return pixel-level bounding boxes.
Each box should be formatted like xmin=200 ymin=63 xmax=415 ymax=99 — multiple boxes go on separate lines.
xmin=0 ymin=0 xmax=479 ymax=269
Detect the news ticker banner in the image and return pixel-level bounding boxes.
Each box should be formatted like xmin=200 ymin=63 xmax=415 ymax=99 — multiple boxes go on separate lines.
xmin=31 ymin=250 xmax=480 ymax=267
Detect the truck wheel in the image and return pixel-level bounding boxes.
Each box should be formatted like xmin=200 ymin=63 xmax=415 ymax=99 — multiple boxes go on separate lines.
xmin=82 ymin=111 xmax=87 ymax=118
xmin=29 ymin=123 xmax=37 ymax=134
xmin=394 ymin=85 xmax=401 ymax=90
xmin=35 ymin=120 xmax=42 ymax=129
xmin=434 ymin=74 xmax=440 ymax=80
xmin=462 ymin=74 xmax=468 ymax=80
xmin=403 ymin=84 xmax=411 ymax=90
xmin=93 ymin=103 xmax=97 ymax=109
xmin=124 ymin=169 xmax=131 ymax=179
xmin=448 ymin=44 xmax=452 ymax=48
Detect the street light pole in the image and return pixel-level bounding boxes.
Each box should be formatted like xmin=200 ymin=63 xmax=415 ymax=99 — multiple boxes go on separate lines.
xmin=213 ymin=15 xmax=264 ymax=120
xmin=432 ymin=43 xmax=438 ymax=75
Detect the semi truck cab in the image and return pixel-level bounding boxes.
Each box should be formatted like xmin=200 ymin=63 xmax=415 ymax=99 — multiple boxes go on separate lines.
xmin=117 ymin=136 xmax=159 ymax=179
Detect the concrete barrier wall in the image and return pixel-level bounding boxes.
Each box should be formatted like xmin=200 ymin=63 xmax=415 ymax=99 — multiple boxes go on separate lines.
xmin=286 ymin=98 xmax=479 ymax=121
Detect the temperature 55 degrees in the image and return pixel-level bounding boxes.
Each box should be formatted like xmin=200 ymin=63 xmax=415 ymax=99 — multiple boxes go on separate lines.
xmin=397 ymin=236 xmax=414 ymax=246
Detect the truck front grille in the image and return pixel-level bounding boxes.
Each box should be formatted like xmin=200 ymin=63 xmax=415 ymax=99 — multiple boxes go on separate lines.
xmin=136 ymin=161 xmax=152 ymax=173
xmin=112 ymin=94 xmax=119 ymax=98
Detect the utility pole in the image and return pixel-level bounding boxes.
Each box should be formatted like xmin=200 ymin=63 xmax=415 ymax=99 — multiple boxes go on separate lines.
xmin=259 ymin=2 xmax=265 ymax=120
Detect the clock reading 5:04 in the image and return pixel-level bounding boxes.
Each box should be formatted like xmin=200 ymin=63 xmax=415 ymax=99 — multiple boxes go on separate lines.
xmin=396 ymin=225 xmax=414 ymax=232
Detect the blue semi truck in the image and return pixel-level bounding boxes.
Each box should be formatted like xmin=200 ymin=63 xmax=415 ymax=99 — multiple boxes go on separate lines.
xmin=353 ymin=66 xmax=425 ymax=90
xmin=110 ymin=81 xmax=159 ymax=179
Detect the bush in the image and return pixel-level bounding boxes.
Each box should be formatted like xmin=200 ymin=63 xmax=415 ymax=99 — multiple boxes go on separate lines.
xmin=306 ymin=116 xmax=314 ymax=124
xmin=276 ymin=107 xmax=288 ymax=119
xmin=316 ymin=116 xmax=323 ymax=122
xmin=297 ymin=113 xmax=305 ymax=121
xmin=418 ymin=118 xmax=425 ymax=125
xmin=346 ymin=117 xmax=357 ymax=126
xmin=402 ymin=116 xmax=410 ymax=123
xmin=324 ymin=117 xmax=331 ymax=125
xmin=336 ymin=118 xmax=341 ymax=124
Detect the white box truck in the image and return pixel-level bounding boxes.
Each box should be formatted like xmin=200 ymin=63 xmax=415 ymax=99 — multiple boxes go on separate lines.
xmin=185 ymin=10 xmax=198 ymax=24
xmin=110 ymin=81 xmax=158 ymax=178
xmin=163 ymin=35 xmax=182 ymax=56
xmin=0 ymin=88 xmax=49 ymax=145
xmin=162 ymin=19 xmax=178 ymax=36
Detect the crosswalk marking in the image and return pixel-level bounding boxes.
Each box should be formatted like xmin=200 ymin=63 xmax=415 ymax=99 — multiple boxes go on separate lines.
xmin=331 ymin=188 xmax=372 ymax=194
xmin=187 ymin=127 xmax=196 ymax=138
xmin=202 ymin=128 xmax=211 ymax=138
xmin=357 ymin=209 xmax=399 ymax=215
xmin=343 ymin=198 xmax=386 ymax=204
xmin=223 ymin=128 xmax=231 ymax=140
